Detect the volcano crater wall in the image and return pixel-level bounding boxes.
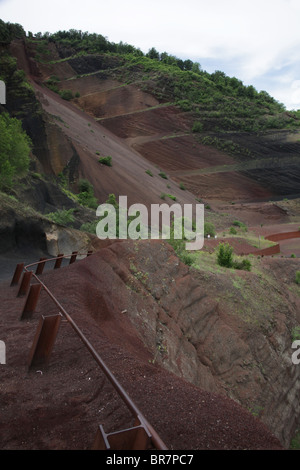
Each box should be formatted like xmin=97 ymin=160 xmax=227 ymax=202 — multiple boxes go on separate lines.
xmin=54 ymin=239 xmax=300 ymax=448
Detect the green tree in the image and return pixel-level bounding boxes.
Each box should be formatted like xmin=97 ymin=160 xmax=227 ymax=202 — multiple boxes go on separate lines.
xmin=192 ymin=62 xmax=201 ymax=74
xmin=217 ymin=242 xmax=234 ymax=268
xmin=0 ymin=113 xmax=31 ymax=188
xmin=204 ymin=222 xmax=215 ymax=237
xmin=77 ymin=178 xmax=98 ymax=209
xmin=147 ymin=47 xmax=160 ymax=60
xmin=0 ymin=20 xmax=25 ymax=44
xmin=183 ymin=59 xmax=193 ymax=71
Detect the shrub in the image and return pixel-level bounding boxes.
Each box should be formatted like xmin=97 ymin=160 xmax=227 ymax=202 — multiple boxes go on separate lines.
xmin=232 ymin=220 xmax=247 ymax=231
xmin=45 ymin=78 xmax=59 ymax=93
xmin=180 ymin=251 xmax=194 ymax=266
xmin=230 ymin=226 xmax=237 ymax=235
xmin=0 ymin=112 xmax=31 ymax=188
xmin=98 ymin=155 xmax=112 ymax=166
xmin=192 ymin=121 xmax=203 ymax=133
xmin=159 ymin=171 xmax=168 ymax=179
xmin=179 ymin=182 xmax=186 ymax=190
xmin=59 ymin=89 xmax=73 ymax=101
xmin=78 ymin=179 xmax=93 ymax=194
xmin=232 ymin=220 xmax=244 ymax=227
xmin=80 ymin=220 xmax=98 ymax=234
xmin=217 ymin=242 xmax=234 ymax=268
xmin=292 ymin=326 xmax=300 ymax=341
xmin=296 ymin=271 xmax=300 ymax=285
xmin=46 ymin=208 xmax=75 ymax=226
xmin=77 ymin=191 xmax=98 ymax=209
xmin=233 ymin=259 xmax=252 ymax=271
xmin=204 ymin=222 xmax=215 ymax=238
xmin=145 ymin=169 xmax=153 ymax=176
xmin=77 ymin=179 xmax=98 ymax=209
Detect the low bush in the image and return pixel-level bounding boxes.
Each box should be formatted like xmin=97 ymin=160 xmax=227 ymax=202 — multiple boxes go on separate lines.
xmin=98 ymin=155 xmax=112 ymax=166
xmin=217 ymin=242 xmax=234 ymax=268
xmin=233 ymin=259 xmax=252 ymax=271
xmin=0 ymin=112 xmax=31 ymax=189
xmin=77 ymin=179 xmax=98 ymax=209
xmin=232 ymin=220 xmax=248 ymax=231
xmin=59 ymin=89 xmax=73 ymax=101
xmin=46 ymin=208 xmax=75 ymax=226
xmin=192 ymin=121 xmax=203 ymax=133
xmin=216 ymin=242 xmax=251 ymax=271
xmin=80 ymin=220 xmax=98 ymax=234
xmin=204 ymin=222 xmax=215 ymax=238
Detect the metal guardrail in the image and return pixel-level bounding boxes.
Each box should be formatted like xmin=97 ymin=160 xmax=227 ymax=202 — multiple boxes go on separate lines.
xmin=10 ymin=251 xmax=168 ymax=451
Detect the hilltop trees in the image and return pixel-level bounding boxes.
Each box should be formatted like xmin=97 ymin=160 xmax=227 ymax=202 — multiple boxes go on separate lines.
xmin=0 ymin=20 xmax=25 ymax=44
xmin=22 ymin=25 xmax=291 ymax=130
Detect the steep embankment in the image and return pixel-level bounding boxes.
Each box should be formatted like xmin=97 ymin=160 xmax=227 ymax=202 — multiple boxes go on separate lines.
xmin=32 ymin=81 xmax=197 ymax=209
xmin=15 ymin=36 xmax=300 ymax=205
xmin=10 ymin=39 xmax=200 ymax=211
xmin=47 ymin=47 xmax=300 ymax=204
xmin=2 ymin=36 xmax=300 ymax=450
xmin=0 ymin=191 xmax=103 ymax=281
xmin=0 ymin=240 xmax=288 ymax=450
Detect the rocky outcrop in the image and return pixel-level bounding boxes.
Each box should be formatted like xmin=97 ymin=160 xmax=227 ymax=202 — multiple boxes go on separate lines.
xmin=0 ymin=192 xmax=99 ymax=259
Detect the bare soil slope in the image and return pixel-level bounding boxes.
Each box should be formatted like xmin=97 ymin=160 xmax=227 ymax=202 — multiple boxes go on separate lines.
xmin=0 ymin=241 xmax=284 ymax=450
xmin=2 ymin=39 xmax=299 ymax=452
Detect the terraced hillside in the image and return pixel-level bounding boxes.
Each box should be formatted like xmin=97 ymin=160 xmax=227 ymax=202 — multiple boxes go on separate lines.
xmin=1 ymin=28 xmax=300 ymax=451
xmin=23 ymin=36 xmax=300 ymax=204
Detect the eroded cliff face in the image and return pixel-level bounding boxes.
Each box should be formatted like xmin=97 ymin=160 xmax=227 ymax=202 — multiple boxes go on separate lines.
xmin=3 ymin=39 xmax=300 ymax=449
xmin=1 ymin=39 xmax=79 ymax=179
xmin=73 ymin=240 xmax=300 ymax=448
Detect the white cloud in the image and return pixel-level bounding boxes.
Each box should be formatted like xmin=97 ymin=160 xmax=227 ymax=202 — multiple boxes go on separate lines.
xmin=289 ymin=80 xmax=300 ymax=110
xmin=0 ymin=0 xmax=300 ymax=108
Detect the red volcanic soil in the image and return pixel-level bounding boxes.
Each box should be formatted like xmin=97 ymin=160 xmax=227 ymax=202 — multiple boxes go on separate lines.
xmin=131 ymin=135 xmax=235 ymax=173
xmin=2 ymin=41 xmax=297 ymax=452
xmin=99 ymin=105 xmax=191 ymax=139
xmin=76 ymin=84 xmax=160 ymax=120
xmin=32 ymin=81 xmax=198 ymax=209
xmin=0 ymin=241 xmax=283 ymax=450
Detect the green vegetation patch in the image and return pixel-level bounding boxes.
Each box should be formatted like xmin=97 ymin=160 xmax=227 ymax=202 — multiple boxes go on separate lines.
xmin=98 ymin=155 xmax=112 ymax=166
xmin=0 ymin=113 xmax=31 ymax=189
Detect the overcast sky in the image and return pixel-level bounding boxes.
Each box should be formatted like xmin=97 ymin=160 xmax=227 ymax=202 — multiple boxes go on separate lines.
xmin=1 ymin=0 xmax=300 ymax=110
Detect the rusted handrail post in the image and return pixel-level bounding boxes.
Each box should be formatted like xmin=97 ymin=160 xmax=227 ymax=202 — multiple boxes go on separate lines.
xmin=17 ymin=271 xmax=32 ymax=297
xmin=11 ymin=263 xmax=24 ymax=286
xmin=21 ymin=251 xmax=168 ymax=451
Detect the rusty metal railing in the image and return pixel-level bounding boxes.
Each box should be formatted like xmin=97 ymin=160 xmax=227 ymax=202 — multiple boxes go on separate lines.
xmin=10 ymin=251 xmax=168 ymax=451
